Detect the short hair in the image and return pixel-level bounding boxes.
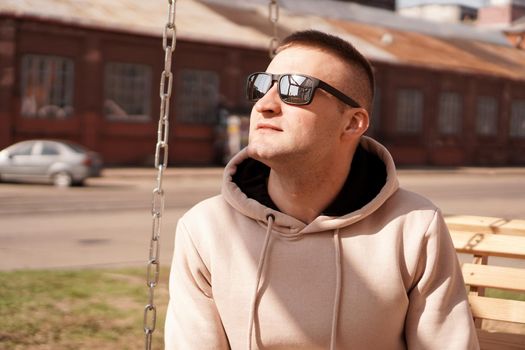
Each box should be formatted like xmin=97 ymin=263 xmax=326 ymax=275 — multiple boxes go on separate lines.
xmin=277 ymin=30 xmax=375 ymax=112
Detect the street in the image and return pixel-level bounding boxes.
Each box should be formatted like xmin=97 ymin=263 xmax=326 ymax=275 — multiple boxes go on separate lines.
xmin=0 ymin=167 xmax=524 ymax=270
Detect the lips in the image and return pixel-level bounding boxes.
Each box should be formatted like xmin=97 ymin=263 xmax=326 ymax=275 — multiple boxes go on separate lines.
xmin=256 ymin=123 xmax=282 ymax=131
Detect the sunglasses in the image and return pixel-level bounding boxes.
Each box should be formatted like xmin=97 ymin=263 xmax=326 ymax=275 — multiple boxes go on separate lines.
xmin=246 ymin=72 xmax=361 ymax=108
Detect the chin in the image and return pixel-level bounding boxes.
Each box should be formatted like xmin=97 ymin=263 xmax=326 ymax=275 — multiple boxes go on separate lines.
xmin=247 ymin=143 xmax=276 ymax=162
xmin=247 ymin=144 xmax=296 ymax=169
xmin=246 ymin=143 xmax=266 ymax=161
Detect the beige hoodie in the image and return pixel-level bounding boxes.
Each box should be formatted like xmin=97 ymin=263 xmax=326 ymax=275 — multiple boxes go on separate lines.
xmin=165 ymin=136 xmax=479 ymax=350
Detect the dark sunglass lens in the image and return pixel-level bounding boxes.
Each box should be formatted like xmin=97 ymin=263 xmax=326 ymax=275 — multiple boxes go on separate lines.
xmin=247 ymin=73 xmax=272 ymax=101
xmin=279 ymin=74 xmax=314 ymax=105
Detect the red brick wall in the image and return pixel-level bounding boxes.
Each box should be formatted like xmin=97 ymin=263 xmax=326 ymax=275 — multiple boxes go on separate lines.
xmin=371 ymin=62 xmax=525 ymax=166
xmin=0 ymin=18 xmax=16 ymax=150
xmin=2 ymin=16 xmax=524 ymax=166
xmin=478 ymin=4 xmax=525 ymax=25
xmin=3 ymin=17 xmax=270 ymax=165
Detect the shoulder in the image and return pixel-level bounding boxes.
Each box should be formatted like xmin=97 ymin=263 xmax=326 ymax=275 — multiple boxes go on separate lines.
xmin=185 ymin=194 xmax=229 ymax=214
xmin=380 ymin=188 xmax=439 ymax=221
xmin=376 ymin=188 xmax=445 ymax=240
xmin=176 ymin=194 xmax=257 ymax=265
xmin=180 ymin=194 xmax=233 ymax=227
xmin=376 ymin=189 xmax=452 ymax=271
xmin=389 ymin=188 xmax=437 ymax=211
xmin=176 ymin=195 xmax=235 ymax=257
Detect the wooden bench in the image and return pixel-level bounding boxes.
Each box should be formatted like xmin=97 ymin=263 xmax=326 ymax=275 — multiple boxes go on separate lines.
xmin=446 ymin=215 xmax=525 ymax=350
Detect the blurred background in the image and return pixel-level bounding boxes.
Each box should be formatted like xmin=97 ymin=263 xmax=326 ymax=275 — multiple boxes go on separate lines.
xmin=1 ymin=0 xmax=524 ymax=349
xmin=0 ymin=0 xmax=524 ymax=167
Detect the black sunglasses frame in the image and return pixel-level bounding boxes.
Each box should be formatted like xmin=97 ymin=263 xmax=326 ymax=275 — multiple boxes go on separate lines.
xmin=246 ymin=72 xmax=361 ymax=108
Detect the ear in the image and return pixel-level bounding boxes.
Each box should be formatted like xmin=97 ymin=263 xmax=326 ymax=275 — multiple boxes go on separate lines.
xmin=341 ymin=108 xmax=369 ymax=139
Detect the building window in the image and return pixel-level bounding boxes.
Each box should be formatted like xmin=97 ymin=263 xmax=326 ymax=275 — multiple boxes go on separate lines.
xmin=396 ymin=89 xmax=423 ymax=133
xmin=438 ymin=92 xmax=462 ymax=135
xmin=104 ymin=62 xmax=152 ymax=122
xmin=176 ymin=69 xmax=219 ymax=124
xmin=510 ymin=100 xmax=525 ymax=138
xmin=476 ymin=96 xmax=498 ymax=136
xmin=20 ymin=54 xmax=75 ymax=119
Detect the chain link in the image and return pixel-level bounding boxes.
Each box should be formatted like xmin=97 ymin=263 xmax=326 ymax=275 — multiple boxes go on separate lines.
xmin=144 ymin=0 xmax=177 ymax=349
xmin=144 ymin=1 xmax=276 ymax=347
xmin=268 ymin=0 xmax=280 ymax=58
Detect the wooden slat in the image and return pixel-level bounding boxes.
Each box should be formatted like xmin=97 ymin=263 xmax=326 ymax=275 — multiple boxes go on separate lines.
xmin=469 ymin=295 xmax=525 ymax=324
xmin=451 ymin=230 xmax=525 ymax=259
xmin=446 ymin=215 xmax=525 ymax=236
xmin=462 ymin=263 xmax=525 ymax=292
xmin=477 ymin=329 xmax=525 ymax=350
xmin=449 ymin=215 xmax=525 ymax=348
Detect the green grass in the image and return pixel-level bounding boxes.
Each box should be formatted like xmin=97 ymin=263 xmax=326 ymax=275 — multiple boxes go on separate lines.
xmin=486 ymin=288 xmax=525 ymax=302
xmin=1 ymin=268 xmax=524 ymax=349
xmin=0 ymin=267 xmax=169 ymax=350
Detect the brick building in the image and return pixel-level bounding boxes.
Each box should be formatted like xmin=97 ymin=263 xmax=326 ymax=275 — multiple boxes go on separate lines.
xmin=478 ymin=0 xmax=525 ymax=26
xmin=398 ymin=3 xmax=478 ymax=23
xmin=1 ymin=0 xmax=524 ymax=166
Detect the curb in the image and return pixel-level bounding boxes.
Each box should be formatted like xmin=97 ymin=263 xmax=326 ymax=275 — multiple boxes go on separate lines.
xmin=396 ymin=167 xmax=525 ymax=176
xmin=101 ymin=167 xmax=224 ymax=179
xmin=101 ymin=166 xmax=525 ymax=179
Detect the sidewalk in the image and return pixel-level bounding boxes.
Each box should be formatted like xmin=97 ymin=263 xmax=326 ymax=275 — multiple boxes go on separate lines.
xmin=102 ymin=166 xmax=224 ymax=179
xmin=396 ymin=166 xmax=525 ymax=176
xmin=102 ymin=165 xmax=525 ymax=179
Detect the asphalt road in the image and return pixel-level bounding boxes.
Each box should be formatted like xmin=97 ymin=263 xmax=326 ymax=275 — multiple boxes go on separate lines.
xmin=0 ymin=167 xmax=523 ymax=270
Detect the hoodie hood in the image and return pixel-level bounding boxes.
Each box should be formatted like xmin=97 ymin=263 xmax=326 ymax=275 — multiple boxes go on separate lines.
xmin=221 ymin=136 xmax=399 ymax=235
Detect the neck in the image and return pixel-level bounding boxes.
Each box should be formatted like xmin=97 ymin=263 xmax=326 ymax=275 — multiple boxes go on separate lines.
xmin=267 ymin=153 xmax=353 ymax=223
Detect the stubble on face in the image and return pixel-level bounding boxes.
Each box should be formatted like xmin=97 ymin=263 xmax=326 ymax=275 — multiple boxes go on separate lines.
xmin=246 ymin=46 xmax=351 ymax=169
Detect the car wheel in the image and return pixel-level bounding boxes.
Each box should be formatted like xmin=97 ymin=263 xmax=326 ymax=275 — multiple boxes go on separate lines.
xmin=72 ymin=179 xmax=85 ymax=187
xmin=53 ymin=171 xmax=73 ymax=187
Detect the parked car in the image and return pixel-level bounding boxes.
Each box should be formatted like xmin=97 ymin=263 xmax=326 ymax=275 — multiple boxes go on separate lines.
xmin=0 ymin=140 xmax=103 ymax=187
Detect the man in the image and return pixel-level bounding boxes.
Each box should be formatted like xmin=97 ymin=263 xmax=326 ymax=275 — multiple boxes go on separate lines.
xmin=165 ymin=30 xmax=479 ymax=349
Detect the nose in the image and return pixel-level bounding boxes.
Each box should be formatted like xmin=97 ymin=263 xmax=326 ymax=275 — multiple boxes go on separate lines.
xmin=253 ymin=83 xmax=281 ymax=117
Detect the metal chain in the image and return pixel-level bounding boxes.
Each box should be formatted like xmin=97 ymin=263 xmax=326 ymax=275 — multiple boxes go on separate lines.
xmin=143 ymin=1 xmax=275 ymax=347
xmin=144 ymin=1 xmax=177 ymax=349
xmin=268 ymin=0 xmax=279 ymax=58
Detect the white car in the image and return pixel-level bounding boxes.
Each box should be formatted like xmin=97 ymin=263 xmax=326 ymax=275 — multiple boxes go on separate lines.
xmin=0 ymin=140 xmax=103 ymax=187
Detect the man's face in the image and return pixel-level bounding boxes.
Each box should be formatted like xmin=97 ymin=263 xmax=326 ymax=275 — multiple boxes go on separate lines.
xmin=247 ymin=46 xmax=352 ymax=166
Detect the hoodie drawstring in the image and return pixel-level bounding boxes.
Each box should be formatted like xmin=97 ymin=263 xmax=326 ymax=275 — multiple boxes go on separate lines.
xmin=247 ymin=217 xmax=342 ymax=350
xmin=330 ymin=228 xmax=342 ymax=350
xmin=247 ymin=214 xmax=275 ymax=350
